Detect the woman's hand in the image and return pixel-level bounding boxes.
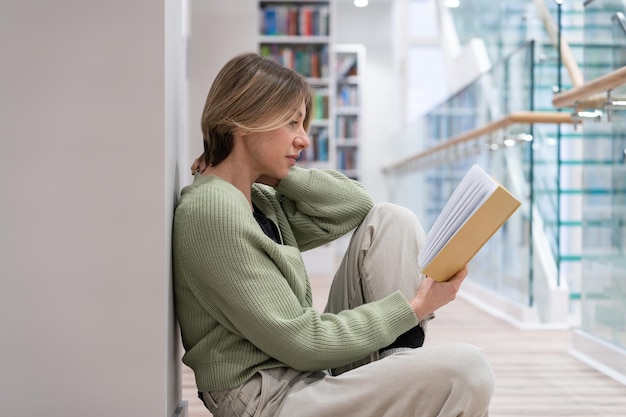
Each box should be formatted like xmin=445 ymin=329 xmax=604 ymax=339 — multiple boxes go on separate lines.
xmin=191 ymin=154 xmax=207 ymax=175
xmin=410 ymin=265 xmax=468 ymax=321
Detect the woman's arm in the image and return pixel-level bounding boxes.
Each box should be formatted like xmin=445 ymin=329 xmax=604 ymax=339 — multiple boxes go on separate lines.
xmin=273 ymin=167 xmax=374 ymax=251
xmin=174 ymin=183 xmax=414 ymax=371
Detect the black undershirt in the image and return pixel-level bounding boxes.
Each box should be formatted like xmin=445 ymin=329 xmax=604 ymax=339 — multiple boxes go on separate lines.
xmin=252 ymin=203 xmax=281 ymax=244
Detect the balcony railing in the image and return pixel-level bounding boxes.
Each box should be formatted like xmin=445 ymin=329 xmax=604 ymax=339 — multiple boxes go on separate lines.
xmin=386 ymin=0 xmax=626 ymax=382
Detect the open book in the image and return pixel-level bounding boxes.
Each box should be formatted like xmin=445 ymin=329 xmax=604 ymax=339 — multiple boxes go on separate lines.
xmin=418 ymin=164 xmax=521 ymax=282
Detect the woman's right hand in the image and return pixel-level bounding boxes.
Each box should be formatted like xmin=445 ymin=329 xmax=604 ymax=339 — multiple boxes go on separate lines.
xmin=191 ymin=154 xmax=208 ymax=175
xmin=409 ymin=265 xmax=468 ymax=321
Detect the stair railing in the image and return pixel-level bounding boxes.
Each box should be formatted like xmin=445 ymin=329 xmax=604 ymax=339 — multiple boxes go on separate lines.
xmin=383 ymin=111 xmax=575 ymax=174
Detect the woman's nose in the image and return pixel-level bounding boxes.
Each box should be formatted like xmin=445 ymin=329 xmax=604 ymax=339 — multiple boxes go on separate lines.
xmin=296 ymin=130 xmax=310 ymax=149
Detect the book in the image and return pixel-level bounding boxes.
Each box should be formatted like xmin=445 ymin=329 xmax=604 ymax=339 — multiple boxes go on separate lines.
xmin=335 ymin=54 xmax=357 ymax=78
xmin=418 ymin=164 xmax=521 ymax=282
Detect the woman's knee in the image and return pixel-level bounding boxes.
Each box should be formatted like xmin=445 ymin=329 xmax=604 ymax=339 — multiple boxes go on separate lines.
xmin=368 ymin=203 xmax=425 ymax=236
xmin=370 ymin=202 xmax=415 ymax=222
xmin=381 ymin=343 xmax=494 ymax=415
xmin=444 ymin=343 xmax=495 ymax=406
xmin=375 ymin=203 xmax=427 ymax=246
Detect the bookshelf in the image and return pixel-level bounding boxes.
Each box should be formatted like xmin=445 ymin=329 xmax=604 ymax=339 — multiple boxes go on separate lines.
xmin=333 ymin=44 xmax=364 ymax=180
xmin=258 ymin=0 xmax=335 ymax=170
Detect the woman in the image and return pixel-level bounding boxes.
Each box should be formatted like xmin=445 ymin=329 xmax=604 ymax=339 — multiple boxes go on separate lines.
xmin=173 ymin=52 xmax=494 ymax=417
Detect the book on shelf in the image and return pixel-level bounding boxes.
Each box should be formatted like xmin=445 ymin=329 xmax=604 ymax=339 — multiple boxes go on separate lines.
xmin=312 ymin=89 xmax=329 ymax=120
xmin=337 ymin=85 xmax=358 ymax=107
xmin=259 ymin=4 xmax=330 ymax=36
xmin=335 ymin=54 xmax=357 ymax=77
xmin=336 ymin=115 xmax=358 ymax=138
xmin=337 ymin=148 xmax=356 ymax=170
xmin=418 ymin=164 xmax=521 ymax=282
xmin=301 ymin=127 xmax=328 ymax=162
xmin=259 ymin=44 xmax=329 ymax=79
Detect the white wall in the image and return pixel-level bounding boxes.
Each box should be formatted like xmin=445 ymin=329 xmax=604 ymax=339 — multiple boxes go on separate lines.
xmin=0 ymin=1 xmax=184 ymax=416
xmin=185 ymin=0 xmax=257 ymax=180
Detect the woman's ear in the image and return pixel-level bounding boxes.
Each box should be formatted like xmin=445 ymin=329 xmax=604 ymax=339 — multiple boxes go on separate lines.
xmin=233 ymin=128 xmax=249 ymax=138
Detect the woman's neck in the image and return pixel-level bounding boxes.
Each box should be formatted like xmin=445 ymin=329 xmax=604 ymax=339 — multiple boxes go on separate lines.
xmin=202 ymin=159 xmax=256 ymax=207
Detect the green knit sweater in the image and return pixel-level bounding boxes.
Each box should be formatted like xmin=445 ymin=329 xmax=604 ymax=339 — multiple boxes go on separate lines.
xmin=173 ymin=167 xmax=418 ymax=392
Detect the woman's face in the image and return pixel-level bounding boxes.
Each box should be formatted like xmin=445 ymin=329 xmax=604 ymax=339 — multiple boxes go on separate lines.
xmin=243 ymin=101 xmax=310 ymax=180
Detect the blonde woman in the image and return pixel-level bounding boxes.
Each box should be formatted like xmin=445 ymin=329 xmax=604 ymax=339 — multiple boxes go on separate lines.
xmin=173 ymin=52 xmax=494 ymax=417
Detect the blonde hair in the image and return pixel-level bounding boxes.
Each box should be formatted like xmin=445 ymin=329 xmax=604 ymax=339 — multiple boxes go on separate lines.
xmin=201 ymin=52 xmax=313 ymax=166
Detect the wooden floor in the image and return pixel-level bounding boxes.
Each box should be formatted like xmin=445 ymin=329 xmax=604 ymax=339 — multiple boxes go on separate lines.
xmin=182 ymin=273 xmax=626 ymax=416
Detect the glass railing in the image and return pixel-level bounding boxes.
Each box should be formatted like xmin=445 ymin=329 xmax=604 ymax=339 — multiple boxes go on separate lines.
xmin=446 ymin=0 xmax=534 ymax=65
xmin=583 ymin=0 xmax=626 ymax=77
xmin=578 ymin=0 xmax=626 ymax=351
xmin=390 ymin=0 xmax=625 ymax=318
xmin=387 ymin=3 xmax=586 ymax=316
xmin=387 ymin=41 xmax=538 ymax=307
xmin=390 ymin=0 xmax=626 ymax=380
xmin=446 ymin=0 xmax=584 ymax=84
xmin=446 ymin=0 xmax=586 ymax=236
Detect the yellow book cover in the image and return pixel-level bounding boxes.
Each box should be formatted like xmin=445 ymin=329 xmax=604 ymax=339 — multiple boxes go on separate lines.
xmin=418 ymin=164 xmax=521 ymax=282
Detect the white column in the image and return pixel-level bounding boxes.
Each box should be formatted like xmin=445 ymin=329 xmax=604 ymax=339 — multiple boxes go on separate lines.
xmin=0 ymin=1 xmax=185 ymax=416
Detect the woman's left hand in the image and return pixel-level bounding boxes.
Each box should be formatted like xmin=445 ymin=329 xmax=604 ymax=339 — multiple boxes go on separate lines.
xmin=409 ymin=265 xmax=468 ymax=321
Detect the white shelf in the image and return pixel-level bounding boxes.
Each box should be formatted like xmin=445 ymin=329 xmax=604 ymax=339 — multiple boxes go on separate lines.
xmin=333 ymin=44 xmax=365 ymax=180
xmin=336 ymin=139 xmax=358 ymax=147
xmin=336 ymin=107 xmax=360 ymax=115
xmin=258 ymin=35 xmax=331 ymax=44
xmin=258 ymin=0 xmax=336 ymax=170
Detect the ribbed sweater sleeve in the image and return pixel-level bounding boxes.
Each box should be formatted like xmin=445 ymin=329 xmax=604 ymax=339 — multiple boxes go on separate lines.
xmin=273 ymin=167 xmax=374 ymax=250
xmin=173 ymin=169 xmax=418 ymax=391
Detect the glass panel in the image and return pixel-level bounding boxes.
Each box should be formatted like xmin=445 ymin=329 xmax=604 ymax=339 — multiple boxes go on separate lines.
xmin=389 ymin=42 xmax=536 ymax=306
xmin=583 ymin=0 xmax=626 ymax=78
xmin=394 ymin=0 xmax=626 ymax=326
xmin=446 ymin=0 xmax=531 ymax=64
xmin=581 ymin=116 xmax=626 ymax=350
xmin=580 ymin=0 xmax=626 ymax=350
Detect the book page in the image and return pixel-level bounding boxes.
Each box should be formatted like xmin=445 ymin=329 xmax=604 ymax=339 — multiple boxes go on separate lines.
xmin=418 ymin=164 xmax=498 ymax=269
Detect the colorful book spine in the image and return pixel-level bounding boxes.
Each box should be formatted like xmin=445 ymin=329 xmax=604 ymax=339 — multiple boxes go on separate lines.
xmin=260 ymin=4 xmax=330 ymax=36
xmin=312 ymin=90 xmax=328 ymax=120
xmin=259 ymin=44 xmax=328 ymax=79
xmin=336 ymin=116 xmax=358 ymax=139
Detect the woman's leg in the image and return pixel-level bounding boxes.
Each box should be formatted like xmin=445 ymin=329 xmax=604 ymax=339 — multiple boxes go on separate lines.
xmin=325 ymin=202 xmax=427 ymax=311
xmin=203 ymin=346 xmax=495 ymax=417
xmin=276 ymin=343 xmax=495 ymax=417
xmin=324 ymin=202 xmax=430 ymax=373
xmin=307 ymin=203 xmax=495 ymax=416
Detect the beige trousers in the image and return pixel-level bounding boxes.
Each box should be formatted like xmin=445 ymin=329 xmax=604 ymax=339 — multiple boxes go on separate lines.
xmin=201 ymin=203 xmax=494 ymax=417
xmin=325 ymin=201 xmax=430 ymax=374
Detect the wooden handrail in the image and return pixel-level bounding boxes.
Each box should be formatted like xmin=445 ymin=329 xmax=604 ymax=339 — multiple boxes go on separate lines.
xmin=552 ymin=65 xmax=626 ymax=108
xmin=383 ymin=111 xmax=575 ymax=174
xmin=533 ymin=0 xmax=585 ymax=87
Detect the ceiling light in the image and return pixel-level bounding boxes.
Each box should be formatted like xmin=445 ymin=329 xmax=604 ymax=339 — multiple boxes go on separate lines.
xmin=444 ymin=0 xmax=460 ymax=8
xmin=354 ymin=0 xmax=368 ymax=7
